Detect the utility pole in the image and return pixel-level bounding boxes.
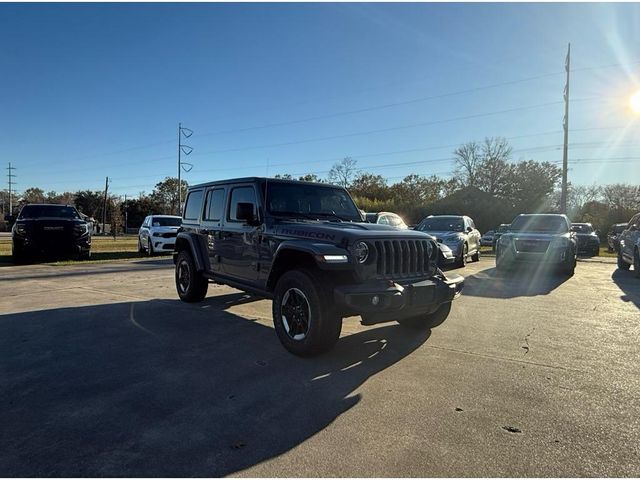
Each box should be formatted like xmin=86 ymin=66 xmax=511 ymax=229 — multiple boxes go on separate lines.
xmin=560 ymin=43 xmax=571 ymax=214
xmin=102 ymin=176 xmax=109 ymax=235
xmin=124 ymin=194 xmax=128 ymax=234
xmin=177 ymin=123 xmax=193 ymax=216
xmin=7 ymin=162 xmax=16 ymax=216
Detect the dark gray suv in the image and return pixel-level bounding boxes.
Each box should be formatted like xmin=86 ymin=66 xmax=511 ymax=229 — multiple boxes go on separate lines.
xmin=173 ymin=177 xmax=464 ymax=356
xmin=414 ymin=215 xmax=481 ymax=268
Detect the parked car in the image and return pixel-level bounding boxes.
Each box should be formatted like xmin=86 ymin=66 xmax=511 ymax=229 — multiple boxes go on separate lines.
xmin=9 ymin=204 xmax=91 ymax=263
xmin=138 ymin=215 xmax=182 ymax=255
xmin=616 ymin=212 xmax=640 ymax=277
xmin=570 ymin=223 xmax=600 ymax=257
xmin=480 ymin=230 xmax=495 ymax=247
xmin=414 ymin=215 xmax=481 ymax=268
xmin=492 ymin=223 xmax=510 ymax=252
xmin=495 ymin=214 xmax=576 ymax=275
xmin=365 ymin=211 xmax=408 ymax=229
xmin=607 ymin=223 xmax=627 ymax=252
xmin=173 ymin=177 xmax=463 ymax=356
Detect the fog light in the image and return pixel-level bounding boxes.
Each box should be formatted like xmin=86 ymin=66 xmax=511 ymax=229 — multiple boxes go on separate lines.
xmin=371 ymin=295 xmax=380 ymax=306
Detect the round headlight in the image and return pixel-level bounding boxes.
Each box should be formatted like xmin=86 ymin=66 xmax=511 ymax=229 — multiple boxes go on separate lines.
xmin=354 ymin=241 xmax=369 ymax=264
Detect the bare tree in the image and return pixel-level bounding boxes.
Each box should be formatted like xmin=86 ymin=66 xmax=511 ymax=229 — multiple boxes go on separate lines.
xmin=327 ymin=157 xmax=358 ymax=188
xmin=478 ymin=137 xmax=512 ymax=196
xmin=453 ymin=142 xmax=481 ymax=188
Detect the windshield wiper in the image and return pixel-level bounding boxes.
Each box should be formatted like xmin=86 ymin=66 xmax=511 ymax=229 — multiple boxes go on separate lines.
xmin=310 ymin=211 xmax=349 ymax=222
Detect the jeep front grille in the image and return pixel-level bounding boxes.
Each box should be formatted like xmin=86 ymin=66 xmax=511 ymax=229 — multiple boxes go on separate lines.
xmin=373 ymin=239 xmax=437 ymax=279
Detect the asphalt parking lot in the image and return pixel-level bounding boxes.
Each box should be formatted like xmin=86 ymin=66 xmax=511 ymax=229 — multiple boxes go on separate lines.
xmin=1 ymin=256 xmax=639 ymax=477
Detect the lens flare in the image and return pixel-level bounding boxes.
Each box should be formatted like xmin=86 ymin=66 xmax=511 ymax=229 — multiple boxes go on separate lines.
xmin=630 ymin=90 xmax=640 ymax=115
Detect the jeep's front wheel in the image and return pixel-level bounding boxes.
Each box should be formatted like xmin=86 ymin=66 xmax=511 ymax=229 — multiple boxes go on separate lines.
xmin=175 ymin=250 xmax=208 ymax=302
xmin=397 ymin=302 xmax=452 ymax=329
xmin=272 ymin=269 xmax=342 ymax=357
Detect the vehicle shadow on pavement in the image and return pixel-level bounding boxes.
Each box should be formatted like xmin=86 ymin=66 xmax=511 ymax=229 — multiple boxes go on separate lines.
xmin=461 ymin=266 xmax=570 ymax=299
xmin=0 ymin=294 xmax=431 ymax=477
xmin=611 ymin=269 xmax=640 ymax=310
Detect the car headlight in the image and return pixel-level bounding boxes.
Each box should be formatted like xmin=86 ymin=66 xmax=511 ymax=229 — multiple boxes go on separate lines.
xmin=14 ymin=224 xmax=27 ymax=236
xmin=353 ymin=241 xmax=370 ymax=264
xmin=74 ymin=224 xmax=89 ymax=236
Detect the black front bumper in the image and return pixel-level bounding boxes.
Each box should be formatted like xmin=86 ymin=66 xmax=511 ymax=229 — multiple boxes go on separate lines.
xmin=334 ymin=273 xmax=464 ymax=324
xmin=14 ymin=236 xmax=91 ymax=257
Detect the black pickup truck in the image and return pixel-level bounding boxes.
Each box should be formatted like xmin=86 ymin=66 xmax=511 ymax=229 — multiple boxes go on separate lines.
xmin=173 ymin=177 xmax=464 ymax=356
xmin=9 ymin=204 xmax=92 ymax=263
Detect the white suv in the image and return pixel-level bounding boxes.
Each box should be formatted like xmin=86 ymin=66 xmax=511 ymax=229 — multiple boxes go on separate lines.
xmin=138 ymin=215 xmax=182 ymax=255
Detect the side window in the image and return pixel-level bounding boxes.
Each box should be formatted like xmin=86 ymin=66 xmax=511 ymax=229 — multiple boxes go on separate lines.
xmin=204 ymin=188 xmax=225 ymax=222
xmin=143 ymin=216 xmax=150 ymax=228
xmin=228 ymin=186 xmax=257 ymax=222
xmin=183 ymin=190 xmax=204 ymax=221
xmin=378 ymin=215 xmax=390 ymax=225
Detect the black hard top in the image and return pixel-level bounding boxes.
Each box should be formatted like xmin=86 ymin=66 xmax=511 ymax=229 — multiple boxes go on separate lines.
xmin=189 ymin=177 xmax=338 ymax=190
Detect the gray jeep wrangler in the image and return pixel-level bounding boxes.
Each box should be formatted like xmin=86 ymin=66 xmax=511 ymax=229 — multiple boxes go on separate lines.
xmin=173 ymin=177 xmax=464 ymax=356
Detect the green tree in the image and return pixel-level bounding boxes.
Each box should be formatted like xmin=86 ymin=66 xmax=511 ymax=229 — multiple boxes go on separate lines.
xmin=151 ymin=177 xmax=189 ymax=215
xmin=350 ymin=173 xmax=390 ymax=201
xmin=74 ymin=190 xmax=104 ymax=218
xmin=505 ymin=160 xmax=562 ymax=212
xmin=21 ymin=187 xmax=46 ymax=204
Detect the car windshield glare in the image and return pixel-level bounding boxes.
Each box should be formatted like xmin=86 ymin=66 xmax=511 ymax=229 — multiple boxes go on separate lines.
xmin=510 ymin=216 xmax=568 ymax=233
xmin=264 ymin=182 xmax=361 ymax=221
xmin=418 ymin=218 xmax=464 ymax=232
xmin=152 ymin=217 xmax=182 ymax=227
xmin=571 ymin=224 xmax=593 ymax=234
xmin=18 ymin=205 xmax=80 ymax=219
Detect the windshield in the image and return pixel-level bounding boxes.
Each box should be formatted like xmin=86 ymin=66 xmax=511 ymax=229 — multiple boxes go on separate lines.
xmin=571 ymin=224 xmax=593 ymax=234
xmin=152 ymin=217 xmax=182 ymax=227
xmin=417 ymin=217 xmax=464 ymax=232
xmin=264 ymin=182 xmax=361 ymax=221
xmin=18 ymin=205 xmax=80 ymax=219
xmin=510 ymin=216 xmax=568 ymax=233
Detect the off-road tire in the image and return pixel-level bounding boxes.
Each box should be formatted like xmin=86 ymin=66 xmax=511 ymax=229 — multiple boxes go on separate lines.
xmin=617 ymin=250 xmax=631 ymax=270
xmin=272 ymin=269 xmax=342 ymax=357
xmin=175 ymin=249 xmax=208 ymax=302
xmin=397 ymin=302 xmax=452 ymax=329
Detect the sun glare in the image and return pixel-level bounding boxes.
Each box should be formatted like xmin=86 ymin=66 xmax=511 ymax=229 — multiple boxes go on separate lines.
xmin=630 ymin=90 xmax=640 ymax=115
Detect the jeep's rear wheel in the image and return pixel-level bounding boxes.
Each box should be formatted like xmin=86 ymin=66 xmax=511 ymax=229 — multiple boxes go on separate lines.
xmin=272 ymin=269 xmax=342 ymax=357
xmin=175 ymin=250 xmax=208 ymax=302
xmin=397 ymin=302 xmax=452 ymax=329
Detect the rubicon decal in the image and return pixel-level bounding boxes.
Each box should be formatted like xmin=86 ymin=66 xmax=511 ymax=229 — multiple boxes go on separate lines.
xmin=279 ymin=228 xmax=336 ymax=241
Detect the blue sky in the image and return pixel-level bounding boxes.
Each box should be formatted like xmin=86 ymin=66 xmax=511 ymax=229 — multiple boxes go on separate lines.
xmin=1 ymin=2 xmax=639 ymax=198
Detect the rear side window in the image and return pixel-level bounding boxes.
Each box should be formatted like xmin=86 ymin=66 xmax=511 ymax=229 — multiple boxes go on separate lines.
xmin=183 ymin=190 xmax=204 ymax=221
xmin=228 ymin=186 xmax=257 ymax=222
xmin=204 ymin=189 xmax=225 ymax=222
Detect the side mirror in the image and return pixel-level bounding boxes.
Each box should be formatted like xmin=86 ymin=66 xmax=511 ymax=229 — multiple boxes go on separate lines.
xmin=236 ymin=202 xmax=259 ymax=225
